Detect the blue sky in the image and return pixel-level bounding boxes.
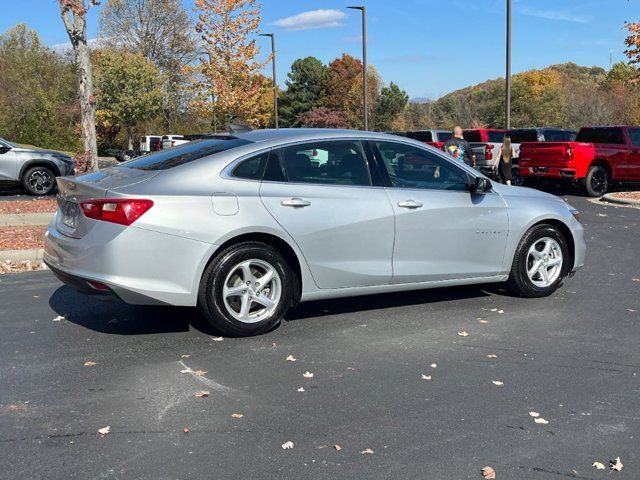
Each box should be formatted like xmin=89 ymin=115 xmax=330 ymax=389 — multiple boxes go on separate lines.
xmin=1 ymin=0 xmax=637 ymax=99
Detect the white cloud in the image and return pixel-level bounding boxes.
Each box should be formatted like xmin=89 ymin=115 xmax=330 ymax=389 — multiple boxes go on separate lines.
xmin=272 ymin=9 xmax=347 ymax=31
xmin=519 ymin=6 xmax=591 ymax=24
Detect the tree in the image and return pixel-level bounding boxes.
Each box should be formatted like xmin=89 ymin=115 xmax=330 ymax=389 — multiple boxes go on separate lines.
xmin=345 ymin=65 xmax=381 ymax=129
xmin=58 ymin=0 xmax=99 ymax=170
xmin=187 ymin=0 xmax=267 ymax=128
xmin=279 ymin=56 xmax=326 ymax=127
xmin=0 ymin=24 xmax=78 ymax=150
xmin=374 ymin=82 xmax=408 ymax=131
xmin=624 ymin=21 xmax=640 ymax=66
xmin=298 ymin=107 xmax=348 ymax=129
xmin=94 ymin=50 xmax=164 ymax=149
xmin=320 ymin=54 xmax=362 ymax=112
xmin=99 ymin=0 xmax=197 ymax=130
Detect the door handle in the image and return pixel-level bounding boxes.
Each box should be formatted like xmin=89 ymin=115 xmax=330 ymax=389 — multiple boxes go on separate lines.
xmin=398 ymin=200 xmax=423 ymax=209
xmin=281 ymin=197 xmax=311 ymax=208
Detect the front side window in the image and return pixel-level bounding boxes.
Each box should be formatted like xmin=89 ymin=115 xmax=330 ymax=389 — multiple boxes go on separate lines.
xmin=374 ymin=141 xmax=470 ymax=191
xmin=627 ymin=128 xmax=640 ymax=147
xmin=278 ymin=141 xmax=371 ymax=186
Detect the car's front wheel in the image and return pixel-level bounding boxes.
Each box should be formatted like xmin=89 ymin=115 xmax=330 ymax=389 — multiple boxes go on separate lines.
xmin=198 ymin=242 xmax=293 ymax=336
xmin=506 ymin=224 xmax=569 ymax=298
xmin=22 ymin=166 xmax=56 ymax=196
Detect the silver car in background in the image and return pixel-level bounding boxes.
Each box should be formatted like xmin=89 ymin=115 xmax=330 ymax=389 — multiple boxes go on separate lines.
xmin=44 ymin=129 xmax=586 ymax=336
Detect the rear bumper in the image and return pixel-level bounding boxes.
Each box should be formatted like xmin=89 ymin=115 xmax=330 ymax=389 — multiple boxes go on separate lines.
xmin=520 ymin=165 xmax=578 ymax=179
xmin=44 ymin=217 xmax=217 ymax=306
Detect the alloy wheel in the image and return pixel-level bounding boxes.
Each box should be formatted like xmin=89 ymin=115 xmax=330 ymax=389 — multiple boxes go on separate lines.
xmin=590 ymin=168 xmax=608 ymax=195
xmin=526 ymin=237 xmax=563 ymax=288
xmin=28 ymin=170 xmax=53 ymax=194
xmin=222 ymin=259 xmax=282 ymax=324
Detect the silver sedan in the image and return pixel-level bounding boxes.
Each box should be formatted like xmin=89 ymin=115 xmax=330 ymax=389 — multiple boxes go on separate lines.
xmin=44 ymin=129 xmax=586 ymax=336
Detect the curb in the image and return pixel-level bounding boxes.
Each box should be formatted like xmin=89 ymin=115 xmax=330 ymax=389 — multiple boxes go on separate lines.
xmin=0 ymin=248 xmax=45 ymax=263
xmin=0 ymin=212 xmax=53 ymax=227
xmin=602 ymin=193 xmax=640 ymax=207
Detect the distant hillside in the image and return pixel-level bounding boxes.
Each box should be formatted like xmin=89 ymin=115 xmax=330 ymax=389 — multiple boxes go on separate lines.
xmin=402 ymin=62 xmax=632 ymax=130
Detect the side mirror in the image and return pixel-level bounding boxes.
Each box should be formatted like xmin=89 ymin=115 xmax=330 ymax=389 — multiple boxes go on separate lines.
xmin=0 ymin=146 xmax=10 ymax=154
xmin=469 ymin=176 xmax=492 ymax=194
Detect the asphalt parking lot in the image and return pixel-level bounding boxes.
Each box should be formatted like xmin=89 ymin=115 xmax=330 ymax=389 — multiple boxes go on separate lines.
xmin=1 ymin=193 xmax=639 ymax=480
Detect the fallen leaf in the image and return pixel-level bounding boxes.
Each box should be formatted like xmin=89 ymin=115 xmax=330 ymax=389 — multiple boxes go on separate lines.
xmin=211 ymin=336 xmax=223 ymax=342
xmin=430 ymin=363 xmax=437 ymax=368
xmin=481 ymin=466 xmax=496 ymax=479
xmin=610 ymin=457 xmax=623 ymax=472
xmin=627 ymin=309 xmax=637 ymax=313
xmin=231 ymin=413 xmax=243 ymax=418
xmin=334 ymin=444 xmax=342 ymax=451
xmin=529 ymin=411 xmax=540 ymax=418
xmin=492 ymin=381 xmax=504 ymax=387
xmin=297 ymin=387 xmax=305 ymax=392
xmin=597 ymin=213 xmax=608 ymax=217
xmin=457 ymin=331 xmax=469 ymax=337
xmin=632 ymin=278 xmax=640 ymax=282
xmin=83 ymin=361 xmax=96 ymax=367
xmin=180 ymin=368 xmax=192 ymax=374
xmin=97 ymin=426 xmax=110 ymax=436
xmin=479 ymin=319 xmax=489 ymax=324
xmin=193 ymin=370 xmax=207 ymax=376
xmin=421 ymin=374 xmax=432 ymax=380
xmin=303 ymin=371 xmax=314 ymax=378
xmin=346 ymin=367 xmax=356 ymax=371
xmin=534 ymin=417 xmax=549 ymax=424
xmin=271 ymin=342 xmax=277 ymax=348
xmin=498 ymin=310 xmax=504 ymax=314
xmin=286 ymin=355 xmax=296 ymax=362
xmin=361 ymin=448 xmax=374 ymax=455
xmin=52 ymin=315 xmax=64 ymax=322
xmin=195 ymin=390 xmax=210 ymax=398
xmin=183 ymin=427 xmax=190 ymax=434
xmin=490 ymin=308 xmax=498 ymax=312
xmin=592 ymin=461 xmax=606 ymax=470
xmin=33 ymin=295 xmax=40 ymax=299
xmin=181 ymin=354 xmax=191 ymax=359
xmin=282 ymin=441 xmax=294 ymax=450
xmin=486 ymin=354 xmax=498 ymax=359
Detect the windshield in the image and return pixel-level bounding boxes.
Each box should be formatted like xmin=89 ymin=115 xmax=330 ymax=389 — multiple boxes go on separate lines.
xmin=123 ymin=138 xmax=252 ymax=171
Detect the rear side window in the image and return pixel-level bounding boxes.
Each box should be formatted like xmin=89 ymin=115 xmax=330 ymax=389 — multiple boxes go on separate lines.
xmin=508 ymin=130 xmax=539 ymax=143
xmin=124 ymin=138 xmax=251 ymax=171
xmin=488 ymin=131 xmax=505 ymax=143
xmin=231 ymin=151 xmax=269 ymax=180
xmin=576 ymin=128 xmax=624 ymax=144
xmin=278 ymin=141 xmax=371 ymax=186
xmin=463 ymin=130 xmax=482 ymax=142
xmin=405 ymin=131 xmax=433 ymax=142
xmin=628 ymin=128 xmax=640 ymax=146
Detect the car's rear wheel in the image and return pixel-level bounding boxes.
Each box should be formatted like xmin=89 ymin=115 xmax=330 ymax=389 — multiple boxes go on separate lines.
xmin=582 ymin=165 xmax=609 ymax=197
xmin=22 ymin=166 xmax=56 ymax=196
xmin=198 ymin=242 xmax=293 ymax=336
xmin=506 ymin=224 xmax=569 ymax=298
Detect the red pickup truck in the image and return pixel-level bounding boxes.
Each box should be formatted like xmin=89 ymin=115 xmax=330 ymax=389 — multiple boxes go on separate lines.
xmin=519 ymin=126 xmax=640 ymax=196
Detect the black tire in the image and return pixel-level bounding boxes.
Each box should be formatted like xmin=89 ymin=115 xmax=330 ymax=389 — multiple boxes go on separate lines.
xmin=22 ymin=166 xmax=56 ymax=196
xmin=198 ymin=242 xmax=293 ymax=337
xmin=506 ymin=224 xmax=569 ymax=298
xmin=582 ymin=164 xmax=609 ymax=197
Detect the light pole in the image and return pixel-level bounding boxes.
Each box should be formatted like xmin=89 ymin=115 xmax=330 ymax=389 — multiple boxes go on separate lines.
xmin=199 ymin=50 xmax=218 ymax=133
xmin=348 ymin=6 xmax=367 ymax=130
xmin=259 ymin=33 xmax=278 ymax=129
xmin=505 ymin=0 xmax=511 ymax=130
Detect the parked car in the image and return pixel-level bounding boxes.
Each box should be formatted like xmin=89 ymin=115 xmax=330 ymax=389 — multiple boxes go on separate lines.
xmin=404 ymin=130 xmax=453 ymax=150
xmin=161 ymin=134 xmax=185 ymax=149
xmin=519 ymin=126 xmax=640 ymax=196
xmin=45 ymin=129 xmax=586 ymax=337
xmin=0 ymin=137 xmax=74 ymax=195
xmin=140 ymin=135 xmax=162 ymax=154
xmin=463 ymin=129 xmax=506 ymax=178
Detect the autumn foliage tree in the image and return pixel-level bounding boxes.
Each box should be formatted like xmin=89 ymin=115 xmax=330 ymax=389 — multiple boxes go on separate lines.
xmin=298 ymin=107 xmax=348 ymax=129
xmin=624 ymin=21 xmax=640 ymax=66
xmin=58 ymin=0 xmax=99 ymax=170
xmin=188 ymin=0 xmax=268 ymax=128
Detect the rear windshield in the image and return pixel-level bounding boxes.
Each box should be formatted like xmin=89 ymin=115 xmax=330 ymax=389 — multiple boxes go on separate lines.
xmin=437 ymin=131 xmax=453 ymax=142
xmin=576 ymin=128 xmax=624 ymax=144
xmin=508 ymin=130 xmax=539 ymax=143
xmin=463 ymin=130 xmax=482 ymax=142
xmin=488 ymin=131 xmax=505 ymax=143
xmin=123 ymin=138 xmax=251 ymax=171
xmin=405 ymin=131 xmax=433 ymax=142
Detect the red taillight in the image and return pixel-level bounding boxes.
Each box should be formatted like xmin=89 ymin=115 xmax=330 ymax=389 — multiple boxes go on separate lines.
xmin=566 ymin=146 xmax=574 ymax=159
xmin=485 ymin=144 xmax=493 ymax=158
xmin=80 ymin=199 xmax=154 ymax=226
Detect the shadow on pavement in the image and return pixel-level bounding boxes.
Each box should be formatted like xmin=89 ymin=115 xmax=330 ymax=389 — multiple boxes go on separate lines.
xmin=48 ymin=285 xmax=220 ymax=336
xmin=286 ymin=284 xmax=497 ymax=321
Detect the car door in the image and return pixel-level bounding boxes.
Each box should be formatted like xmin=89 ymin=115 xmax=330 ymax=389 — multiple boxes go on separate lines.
xmin=259 ymin=139 xmax=395 ymax=289
xmin=369 ymin=140 xmax=509 ymax=284
xmin=0 ymin=140 xmax=18 ymax=181
xmin=625 ymin=128 xmax=640 ymax=181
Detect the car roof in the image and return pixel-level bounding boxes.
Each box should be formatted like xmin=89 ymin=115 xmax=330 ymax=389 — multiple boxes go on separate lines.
xmin=235 ymin=128 xmax=403 ymax=143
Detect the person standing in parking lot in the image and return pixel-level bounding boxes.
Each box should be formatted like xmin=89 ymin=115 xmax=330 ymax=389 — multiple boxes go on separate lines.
xmin=443 ymin=126 xmax=476 ymax=167
xmin=497 ymin=136 xmax=515 ymax=185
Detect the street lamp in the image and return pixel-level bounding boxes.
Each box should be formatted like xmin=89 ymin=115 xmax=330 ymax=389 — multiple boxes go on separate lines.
xmin=505 ymin=0 xmax=511 ymax=130
xmin=199 ymin=50 xmax=218 ymax=133
xmin=259 ymin=33 xmax=278 ymax=129
xmin=348 ymin=6 xmax=367 ymax=130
